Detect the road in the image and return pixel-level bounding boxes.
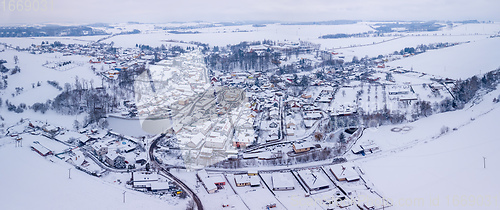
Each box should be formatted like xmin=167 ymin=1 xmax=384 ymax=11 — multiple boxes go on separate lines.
xmin=148 ymin=134 xmax=204 ymax=210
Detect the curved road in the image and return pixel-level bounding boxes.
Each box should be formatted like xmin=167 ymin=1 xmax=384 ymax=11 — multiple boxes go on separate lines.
xmin=148 ymin=134 xmax=203 ymax=210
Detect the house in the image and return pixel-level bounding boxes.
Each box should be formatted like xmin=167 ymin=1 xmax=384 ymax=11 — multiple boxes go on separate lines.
xmin=132 ymin=172 xmax=159 ymax=189
xmin=234 ymin=174 xmax=251 ymax=187
xmin=292 ymin=142 xmax=315 ymax=153
xmin=233 ymin=130 xmax=254 ymax=148
xmin=272 ymin=173 xmax=295 ymax=191
xmin=93 ymin=145 xmax=108 ymax=156
xmin=31 ymin=143 xmax=52 ymax=156
xmin=42 ymin=125 xmax=59 ymax=134
xmin=329 ymin=165 xmax=360 ymax=182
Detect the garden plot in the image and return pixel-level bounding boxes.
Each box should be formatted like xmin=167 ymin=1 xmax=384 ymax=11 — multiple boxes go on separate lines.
xmin=42 ymin=60 xmax=85 ymax=71
xmin=358 ymin=84 xmax=385 ymax=114
xmin=331 ymin=86 xmax=359 ymax=115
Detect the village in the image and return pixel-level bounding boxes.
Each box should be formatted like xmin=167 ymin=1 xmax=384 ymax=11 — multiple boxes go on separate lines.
xmin=1 ymin=19 xmax=499 ymax=210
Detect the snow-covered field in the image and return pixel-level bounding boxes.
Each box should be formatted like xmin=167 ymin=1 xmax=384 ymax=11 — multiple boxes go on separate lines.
xmin=354 ymin=85 xmax=500 ymax=210
xmin=389 ymin=38 xmax=500 ymax=79
xmin=0 ymin=140 xmax=187 ymax=210
xmin=1 ymin=21 xmax=500 ymax=210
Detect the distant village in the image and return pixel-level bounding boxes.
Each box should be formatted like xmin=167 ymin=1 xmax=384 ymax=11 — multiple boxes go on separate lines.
xmin=2 ymin=29 xmax=492 ymax=210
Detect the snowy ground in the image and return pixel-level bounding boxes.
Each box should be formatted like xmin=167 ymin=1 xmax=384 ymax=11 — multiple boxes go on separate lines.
xmin=0 ymin=140 xmax=188 ymax=210
xmin=388 ymin=37 xmax=500 ymax=79
xmin=352 ymin=85 xmax=500 ymax=210
xmin=1 ymin=21 xmax=500 ymax=210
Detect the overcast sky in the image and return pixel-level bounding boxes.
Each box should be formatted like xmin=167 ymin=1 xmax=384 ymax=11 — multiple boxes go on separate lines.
xmin=1 ymin=0 xmax=499 ymax=25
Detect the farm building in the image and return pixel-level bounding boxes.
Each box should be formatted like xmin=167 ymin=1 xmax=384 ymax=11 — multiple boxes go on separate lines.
xmin=234 ymin=174 xmax=251 ymax=187
xmin=132 ymin=172 xmax=159 ymax=189
xmin=297 ymin=169 xmax=330 ymax=192
xmin=31 ymin=143 xmax=52 ymax=156
xmin=272 ymin=173 xmax=295 ymax=191
xmin=292 ymin=142 xmax=315 ymax=153
xmin=149 ymin=182 xmax=171 ymax=192
xmin=329 ymin=165 xmax=360 ymax=182
xmin=197 ymin=170 xmax=226 ymax=194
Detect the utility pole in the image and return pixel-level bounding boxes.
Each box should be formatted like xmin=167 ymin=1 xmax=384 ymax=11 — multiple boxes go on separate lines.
xmin=68 ymin=168 xmax=71 ymax=179
xmin=483 ymin=157 xmax=486 ymax=169
xmin=123 ymin=191 xmax=126 ymax=203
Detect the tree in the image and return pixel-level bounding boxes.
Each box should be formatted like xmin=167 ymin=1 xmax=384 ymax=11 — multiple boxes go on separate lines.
xmin=114 ymin=156 xmax=126 ymax=169
xmin=64 ymin=83 xmax=72 ymax=92
xmin=185 ymin=200 xmax=195 ymax=210
xmin=440 ymin=126 xmax=449 ymax=135
xmin=73 ymin=120 xmax=80 ymax=131
xmin=352 ymin=56 xmax=359 ymax=63
xmin=314 ymin=132 xmax=323 ymax=141
xmin=293 ymin=74 xmax=299 ymax=84
xmin=300 ymin=75 xmax=309 ymax=87
xmin=339 ymin=132 xmax=346 ymax=143
xmin=11 ymin=66 xmax=20 ymax=75
xmin=99 ymin=118 xmax=109 ymax=129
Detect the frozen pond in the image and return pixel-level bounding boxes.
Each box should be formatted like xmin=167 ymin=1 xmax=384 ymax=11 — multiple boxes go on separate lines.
xmin=107 ymin=117 xmax=172 ymax=137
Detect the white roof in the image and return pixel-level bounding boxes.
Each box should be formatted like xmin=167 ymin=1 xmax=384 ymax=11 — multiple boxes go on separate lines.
xmin=294 ymin=142 xmax=315 ymax=150
xmin=31 ymin=144 xmax=51 ymax=155
xmin=250 ymin=176 xmax=260 ymax=186
xmin=297 ymin=170 xmax=329 ymax=190
xmin=150 ymin=182 xmax=170 ymax=191
xmin=330 ymin=165 xmax=360 ymax=181
xmin=234 ymin=174 xmax=250 ymax=184
xmin=200 ymin=147 xmax=213 ymax=154
xmin=133 ymin=172 xmax=159 ymax=182
xmin=272 ymin=173 xmax=294 ymax=189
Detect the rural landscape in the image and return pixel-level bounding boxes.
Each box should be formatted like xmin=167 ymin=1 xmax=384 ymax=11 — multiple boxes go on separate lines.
xmin=1 ymin=1 xmax=500 ymax=210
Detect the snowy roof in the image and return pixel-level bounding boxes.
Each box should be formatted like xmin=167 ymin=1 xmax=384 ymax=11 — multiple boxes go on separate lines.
xmin=200 ymin=147 xmax=213 ymax=154
xmin=133 ymin=172 xmax=159 ymax=182
xmin=297 ymin=170 xmax=329 ymax=190
xmin=31 ymin=143 xmax=51 ymax=155
xmin=250 ymin=176 xmax=260 ymax=186
xmin=272 ymin=173 xmax=294 ymax=189
xmin=329 ymin=165 xmax=360 ymax=182
xmin=234 ymin=174 xmax=250 ymax=185
xmin=294 ymin=142 xmax=315 ymax=150
xmin=150 ymin=182 xmax=170 ymax=191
